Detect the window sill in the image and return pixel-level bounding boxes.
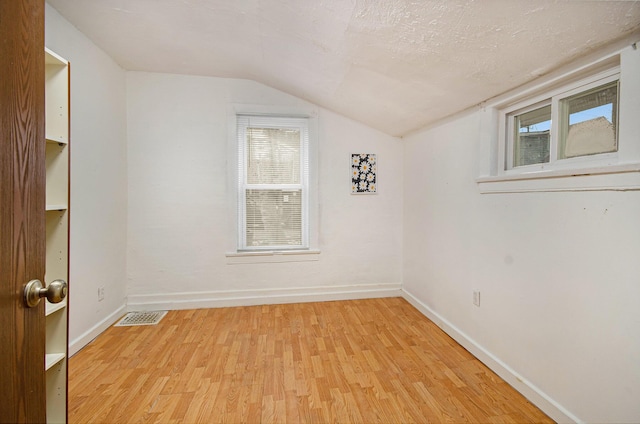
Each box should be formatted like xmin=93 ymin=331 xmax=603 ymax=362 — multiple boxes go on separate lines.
xmin=477 ymin=163 xmax=640 ymax=194
xmin=226 ymin=249 xmax=321 ymax=264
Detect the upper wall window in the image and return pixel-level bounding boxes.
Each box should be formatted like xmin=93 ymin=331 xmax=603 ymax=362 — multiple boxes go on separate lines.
xmin=478 ymin=45 xmax=640 ymax=193
xmin=501 ymin=67 xmax=620 ymax=173
xmin=237 ymin=115 xmax=309 ymax=251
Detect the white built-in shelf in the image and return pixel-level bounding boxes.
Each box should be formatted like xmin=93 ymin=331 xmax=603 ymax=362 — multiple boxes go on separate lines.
xmin=45 ymin=48 xmax=69 ymax=146
xmin=45 ymin=299 xmax=66 ymax=317
xmin=45 ymin=46 xmax=69 ymax=424
xmin=45 ymin=353 xmax=65 ymax=371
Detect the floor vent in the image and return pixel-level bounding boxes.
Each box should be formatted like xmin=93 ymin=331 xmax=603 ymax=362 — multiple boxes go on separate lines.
xmin=115 ymin=311 xmax=167 ymax=327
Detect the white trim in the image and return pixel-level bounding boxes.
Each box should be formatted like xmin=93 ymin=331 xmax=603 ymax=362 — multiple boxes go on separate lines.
xmin=237 ymin=115 xmax=310 ymax=250
xmin=68 ymin=303 xmax=126 ymax=357
xmin=227 ymin=104 xmax=319 ymax=254
xmin=126 ymin=283 xmax=402 ymax=311
xmin=226 ymin=249 xmax=320 ymax=264
xmin=401 ymin=289 xmax=582 ymax=424
xmin=477 ymin=162 xmax=640 ymax=193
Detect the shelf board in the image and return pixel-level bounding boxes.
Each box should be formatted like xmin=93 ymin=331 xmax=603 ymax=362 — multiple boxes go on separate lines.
xmin=45 ymin=48 xmax=68 ymax=66
xmin=45 ymin=353 xmax=65 ymax=371
xmin=46 ymin=204 xmax=68 ymax=212
xmin=46 ymin=135 xmax=68 ymax=145
xmin=46 ymin=299 xmax=66 ymax=316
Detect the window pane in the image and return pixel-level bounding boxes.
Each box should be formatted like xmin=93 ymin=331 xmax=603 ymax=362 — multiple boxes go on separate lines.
xmin=559 ymin=81 xmax=618 ymax=159
xmin=246 ymin=189 xmax=302 ymax=247
xmin=247 ymin=128 xmax=300 ymax=184
xmin=513 ymin=105 xmax=551 ymax=167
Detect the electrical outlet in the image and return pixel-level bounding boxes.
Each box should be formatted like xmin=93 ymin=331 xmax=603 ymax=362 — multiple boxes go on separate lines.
xmin=473 ymin=291 xmax=481 ymax=307
xmin=98 ymin=287 xmax=105 ymax=301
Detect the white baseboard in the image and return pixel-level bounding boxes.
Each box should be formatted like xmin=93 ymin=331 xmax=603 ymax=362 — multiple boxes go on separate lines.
xmin=68 ymin=304 xmax=126 ymax=357
xmin=127 ymin=283 xmax=402 ymax=312
xmin=401 ymin=289 xmax=581 ymax=424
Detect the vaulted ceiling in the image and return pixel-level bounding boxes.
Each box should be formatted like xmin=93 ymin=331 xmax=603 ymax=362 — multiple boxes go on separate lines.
xmin=47 ymin=0 xmax=640 ymax=137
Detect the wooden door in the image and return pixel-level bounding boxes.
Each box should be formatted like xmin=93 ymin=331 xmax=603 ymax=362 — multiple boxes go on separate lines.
xmin=0 ymin=1 xmax=47 ymax=422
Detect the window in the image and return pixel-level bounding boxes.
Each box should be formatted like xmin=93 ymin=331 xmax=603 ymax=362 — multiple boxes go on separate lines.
xmin=237 ymin=115 xmax=309 ymax=251
xmin=558 ymin=81 xmax=618 ymax=159
xmin=512 ymin=103 xmax=551 ymax=167
xmin=478 ymin=46 xmax=640 ymax=194
xmin=502 ymin=68 xmax=620 ymax=173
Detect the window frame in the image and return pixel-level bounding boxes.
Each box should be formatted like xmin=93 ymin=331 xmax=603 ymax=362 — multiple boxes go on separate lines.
xmin=237 ymin=114 xmax=310 ymax=251
xmin=499 ymin=67 xmax=621 ymax=176
xmin=477 ymin=44 xmax=640 ymax=194
xmin=507 ymin=100 xmax=552 ymax=170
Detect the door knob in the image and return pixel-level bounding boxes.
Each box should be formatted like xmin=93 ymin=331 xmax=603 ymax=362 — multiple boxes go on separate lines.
xmin=24 ymin=279 xmax=67 ymax=308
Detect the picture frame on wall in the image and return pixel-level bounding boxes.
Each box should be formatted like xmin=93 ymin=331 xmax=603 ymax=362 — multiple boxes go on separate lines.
xmin=351 ymin=153 xmax=377 ymax=194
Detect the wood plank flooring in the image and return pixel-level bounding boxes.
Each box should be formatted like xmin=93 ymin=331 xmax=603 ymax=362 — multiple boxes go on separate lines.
xmin=68 ymin=298 xmax=553 ymax=423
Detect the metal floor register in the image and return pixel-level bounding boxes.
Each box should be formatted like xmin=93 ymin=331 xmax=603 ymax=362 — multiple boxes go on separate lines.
xmin=114 ymin=311 xmax=168 ymax=327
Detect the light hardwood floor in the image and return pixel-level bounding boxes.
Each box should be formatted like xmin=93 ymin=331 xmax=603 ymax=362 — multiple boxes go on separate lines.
xmin=68 ymin=297 xmax=553 ymax=423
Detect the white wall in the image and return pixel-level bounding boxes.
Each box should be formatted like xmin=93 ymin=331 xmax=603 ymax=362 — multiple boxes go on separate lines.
xmin=403 ymin=47 xmax=640 ymax=423
xmin=45 ymin=4 xmax=128 ymax=354
xmin=126 ymin=72 xmax=403 ymax=308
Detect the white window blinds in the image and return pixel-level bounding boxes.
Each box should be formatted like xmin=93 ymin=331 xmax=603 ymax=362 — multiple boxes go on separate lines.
xmin=237 ymin=115 xmax=309 ymax=250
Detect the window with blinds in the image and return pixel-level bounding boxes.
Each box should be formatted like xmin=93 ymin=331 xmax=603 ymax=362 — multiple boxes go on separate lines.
xmin=237 ymin=115 xmax=309 ymax=250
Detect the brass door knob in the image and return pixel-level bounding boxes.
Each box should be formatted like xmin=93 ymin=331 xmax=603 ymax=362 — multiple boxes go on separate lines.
xmin=24 ymin=279 xmax=67 ymax=308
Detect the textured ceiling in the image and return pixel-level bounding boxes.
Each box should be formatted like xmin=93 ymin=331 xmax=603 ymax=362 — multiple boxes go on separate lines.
xmin=47 ymin=0 xmax=640 ymax=136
